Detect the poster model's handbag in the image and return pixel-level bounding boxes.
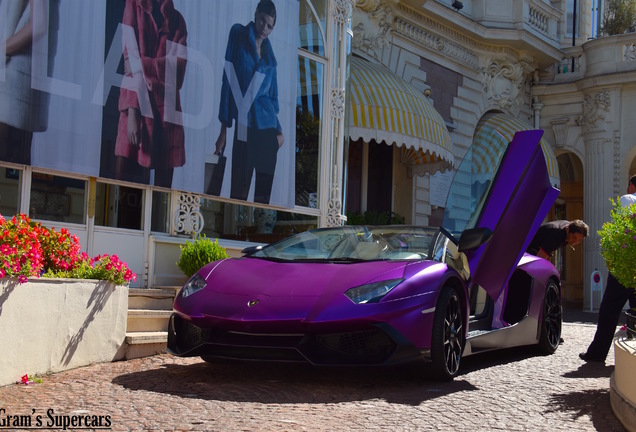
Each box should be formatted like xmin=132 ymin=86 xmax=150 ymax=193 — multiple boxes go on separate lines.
xmin=205 ymin=150 xmax=226 ymax=196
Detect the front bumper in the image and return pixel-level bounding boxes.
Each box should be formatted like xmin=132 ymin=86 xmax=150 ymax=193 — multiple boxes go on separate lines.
xmin=167 ymin=313 xmax=425 ymax=366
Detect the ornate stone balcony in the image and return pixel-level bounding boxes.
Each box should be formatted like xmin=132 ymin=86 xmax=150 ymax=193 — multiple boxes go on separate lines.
xmin=543 ymin=32 xmax=636 ymax=84
xmin=398 ymin=0 xmax=563 ymax=69
xmin=470 ymin=0 xmax=559 ymax=43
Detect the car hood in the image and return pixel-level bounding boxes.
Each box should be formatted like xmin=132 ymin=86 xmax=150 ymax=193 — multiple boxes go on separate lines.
xmin=178 ymin=258 xmax=423 ymax=323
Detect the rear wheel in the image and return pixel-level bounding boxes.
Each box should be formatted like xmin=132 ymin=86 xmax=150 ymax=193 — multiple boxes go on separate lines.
xmin=431 ymin=286 xmax=465 ymax=381
xmin=538 ymin=280 xmax=561 ymax=354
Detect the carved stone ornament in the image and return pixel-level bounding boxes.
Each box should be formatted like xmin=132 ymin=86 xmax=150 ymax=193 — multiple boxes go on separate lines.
xmin=330 ymin=88 xmax=346 ymax=120
xmin=613 ymin=134 xmax=621 ymax=197
xmin=332 ymin=0 xmax=353 ymax=25
xmin=624 ymin=44 xmax=636 ymax=62
xmin=352 ymin=0 xmax=397 ymax=59
xmin=481 ymin=59 xmax=525 ymax=114
xmin=550 ymin=117 xmax=569 ymax=148
xmin=174 ymin=193 xmax=204 ymax=235
xmin=577 ymin=90 xmax=611 ymax=133
xmin=326 ymin=182 xmax=344 ymax=227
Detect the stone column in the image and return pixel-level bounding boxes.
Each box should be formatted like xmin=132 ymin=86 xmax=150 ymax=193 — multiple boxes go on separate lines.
xmin=583 ymin=137 xmax=614 ymax=307
xmin=579 ymin=88 xmax=615 ymax=309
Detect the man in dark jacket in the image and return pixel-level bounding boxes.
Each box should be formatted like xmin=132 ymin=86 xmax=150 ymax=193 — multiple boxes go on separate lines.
xmin=526 ymin=219 xmax=589 ymax=345
xmin=527 ymin=219 xmax=589 ymax=260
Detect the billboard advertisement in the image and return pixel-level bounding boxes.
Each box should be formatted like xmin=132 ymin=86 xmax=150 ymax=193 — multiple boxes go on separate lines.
xmin=0 ymin=0 xmax=298 ymax=207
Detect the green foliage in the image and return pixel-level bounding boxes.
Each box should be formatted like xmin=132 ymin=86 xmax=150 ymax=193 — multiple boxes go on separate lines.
xmin=599 ymin=199 xmax=636 ymax=288
xmin=601 ymin=0 xmax=636 ymax=35
xmin=44 ymin=254 xmax=135 ymax=285
xmin=346 ymin=210 xmax=405 ymax=225
xmin=177 ymin=234 xmax=229 ymax=278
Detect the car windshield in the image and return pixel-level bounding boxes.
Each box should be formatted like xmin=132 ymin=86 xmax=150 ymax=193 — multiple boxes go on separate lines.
xmin=249 ymin=226 xmax=440 ymax=262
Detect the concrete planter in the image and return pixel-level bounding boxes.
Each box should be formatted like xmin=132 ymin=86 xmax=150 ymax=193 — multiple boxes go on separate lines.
xmin=0 ymin=278 xmax=128 ymax=387
xmin=626 ymin=309 xmax=636 ymax=339
xmin=611 ymin=335 xmax=636 ymax=432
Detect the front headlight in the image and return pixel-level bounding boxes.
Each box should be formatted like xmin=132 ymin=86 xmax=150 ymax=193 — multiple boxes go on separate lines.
xmin=344 ymin=278 xmax=404 ymax=304
xmin=180 ymin=273 xmax=207 ymax=298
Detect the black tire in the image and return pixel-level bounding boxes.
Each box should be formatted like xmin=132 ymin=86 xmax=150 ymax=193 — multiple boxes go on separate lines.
xmin=431 ymin=286 xmax=465 ymax=381
xmin=538 ymin=280 xmax=562 ymax=354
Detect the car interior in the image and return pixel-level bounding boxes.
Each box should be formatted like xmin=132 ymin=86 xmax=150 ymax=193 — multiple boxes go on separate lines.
xmin=468 ymin=269 xmax=533 ymax=333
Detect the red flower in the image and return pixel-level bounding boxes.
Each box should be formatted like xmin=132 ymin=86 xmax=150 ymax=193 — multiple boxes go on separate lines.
xmin=1 ymin=213 xmax=136 ymax=285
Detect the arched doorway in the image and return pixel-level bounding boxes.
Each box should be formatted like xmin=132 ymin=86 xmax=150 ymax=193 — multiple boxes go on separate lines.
xmin=552 ymin=151 xmax=584 ymax=305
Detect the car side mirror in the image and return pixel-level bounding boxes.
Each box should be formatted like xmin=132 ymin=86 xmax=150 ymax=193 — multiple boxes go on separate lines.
xmin=241 ymin=245 xmax=263 ymax=255
xmin=458 ymin=227 xmax=493 ymax=252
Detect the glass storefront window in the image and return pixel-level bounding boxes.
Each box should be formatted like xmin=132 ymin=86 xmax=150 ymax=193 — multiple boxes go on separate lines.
xmin=94 ymin=182 xmax=144 ymax=230
xmin=151 ymin=190 xmax=171 ymax=233
xmin=199 ymin=197 xmax=318 ymax=244
xmin=296 ymin=55 xmax=323 ymax=208
xmin=199 ymin=198 xmax=226 ymax=239
xmin=299 ymin=0 xmax=327 ymax=55
xmin=0 ymin=167 xmax=22 ymax=217
xmin=29 ymin=172 xmax=86 ymax=224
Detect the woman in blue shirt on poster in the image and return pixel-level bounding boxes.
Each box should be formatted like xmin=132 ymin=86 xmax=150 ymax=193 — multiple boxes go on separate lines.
xmin=214 ymin=0 xmax=284 ymax=204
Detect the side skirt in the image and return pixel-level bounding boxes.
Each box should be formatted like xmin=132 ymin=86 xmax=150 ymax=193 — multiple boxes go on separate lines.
xmin=463 ymin=315 xmax=539 ymax=356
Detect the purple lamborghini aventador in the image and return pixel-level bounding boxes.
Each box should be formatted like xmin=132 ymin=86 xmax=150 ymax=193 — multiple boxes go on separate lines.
xmin=168 ymin=129 xmax=562 ymax=380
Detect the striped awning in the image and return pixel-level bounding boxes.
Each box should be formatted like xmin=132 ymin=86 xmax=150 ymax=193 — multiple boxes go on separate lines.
xmin=348 ymin=56 xmax=453 ymax=175
xmin=473 ymin=113 xmax=561 ymax=188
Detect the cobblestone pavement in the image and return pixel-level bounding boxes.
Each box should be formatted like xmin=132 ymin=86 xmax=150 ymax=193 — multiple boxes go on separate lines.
xmin=0 ymin=309 xmax=628 ymax=432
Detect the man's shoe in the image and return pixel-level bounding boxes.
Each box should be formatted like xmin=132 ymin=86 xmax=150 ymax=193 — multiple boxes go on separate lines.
xmin=579 ymin=352 xmax=604 ymax=363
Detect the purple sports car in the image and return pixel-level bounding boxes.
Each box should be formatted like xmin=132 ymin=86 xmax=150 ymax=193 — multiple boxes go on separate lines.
xmin=168 ymin=130 xmax=561 ymax=380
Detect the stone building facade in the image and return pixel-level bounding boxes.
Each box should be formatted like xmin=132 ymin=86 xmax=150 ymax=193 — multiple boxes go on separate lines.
xmin=1 ymin=0 xmax=633 ymax=309
xmin=350 ymin=0 xmax=635 ymax=308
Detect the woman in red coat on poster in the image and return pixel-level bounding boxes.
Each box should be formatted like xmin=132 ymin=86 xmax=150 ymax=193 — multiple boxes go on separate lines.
xmin=115 ymin=0 xmax=187 ymax=188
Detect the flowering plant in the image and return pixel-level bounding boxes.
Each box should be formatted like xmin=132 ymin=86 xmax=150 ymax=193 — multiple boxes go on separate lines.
xmin=1 ymin=214 xmax=46 ymax=282
xmin=598 ymin=200 xmax=636 ymax=289
xmin=46 ymin=253 xmax=136 ymax=285
xmin=0 ymin=214 xmax=136 ymax=285
xmin=38 ymin=225 xmax=83 ymax=273
xmin=19 ymin=373 xmax=42 ymax=385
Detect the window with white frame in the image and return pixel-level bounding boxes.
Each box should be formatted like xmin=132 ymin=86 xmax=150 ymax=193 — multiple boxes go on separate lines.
xmin=29 ymin=172 xmax=86 ymax=224
xmin=0 ymin=167 xmax=22 ymax=218
xmin=94 ymin=182 xmax=144 ymax=230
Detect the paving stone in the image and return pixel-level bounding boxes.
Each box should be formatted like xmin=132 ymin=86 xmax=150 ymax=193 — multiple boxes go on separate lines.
xmin=0 ymin=308 xmax=628 ymax=431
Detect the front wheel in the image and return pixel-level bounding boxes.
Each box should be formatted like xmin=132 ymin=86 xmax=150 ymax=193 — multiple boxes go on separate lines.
xmin=538 ymin=280 xmax=562 ymax=354
xmin=430 ymin=286 xmax=465 ymax=381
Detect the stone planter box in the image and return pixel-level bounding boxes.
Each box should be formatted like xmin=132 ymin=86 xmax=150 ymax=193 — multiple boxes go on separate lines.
xmin=0 ymin=278 xmax=128 ymax=387
xmin=611 ymin=335 xmax=636 ymax=432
